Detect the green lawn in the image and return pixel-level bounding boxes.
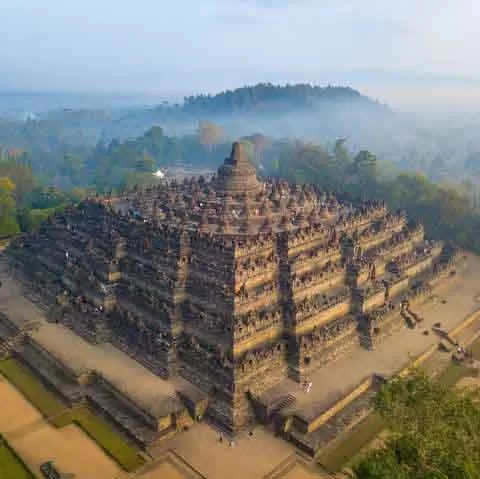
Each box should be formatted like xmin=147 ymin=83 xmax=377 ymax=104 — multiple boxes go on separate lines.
xmin=67 ymin=407 xmax=144 ymax=472
xmin=0 ymin=435 xmax=35 ymax=479
xmin=317 ymin=413 xmax=385 ymax=473
xmin=0 ymin=358 xmax=145 ymax=472
xmin=0 ymin=358 xmax=66 ymax=418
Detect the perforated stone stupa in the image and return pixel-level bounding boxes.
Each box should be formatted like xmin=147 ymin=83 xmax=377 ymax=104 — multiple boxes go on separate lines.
xmin=7 ymin=142 xmax=458 ymax=432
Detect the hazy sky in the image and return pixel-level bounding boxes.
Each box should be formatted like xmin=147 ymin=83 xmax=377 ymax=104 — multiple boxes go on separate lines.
xmin=1 ymin=0 xmax=479 ymax=110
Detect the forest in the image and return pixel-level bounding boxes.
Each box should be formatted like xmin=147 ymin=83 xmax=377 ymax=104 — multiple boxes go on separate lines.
xmin=1 ymin=83 xmax=480 ymax=254
xmin=2 ymin=123 xmax=480 ymax=256
xmin=2 ymin=83 xmax=480 ymax=190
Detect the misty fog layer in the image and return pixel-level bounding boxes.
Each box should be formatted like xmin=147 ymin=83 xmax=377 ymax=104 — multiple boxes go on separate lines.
xmin=1 ymin=84 xmax=480 ymax=190
xmin=34 ymin=98 xmax=480 ymax=185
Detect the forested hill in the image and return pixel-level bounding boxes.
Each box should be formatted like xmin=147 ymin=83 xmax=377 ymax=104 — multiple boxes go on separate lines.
xmin=2 ymin=83 xmax=480 ymax=191
xmin=0 ymin=83 xmax=393 ymax=160
xmin=36 ymin=83 xmax=389 ymax=138
xmin=180 ymin=83 xmax=386 ymax=114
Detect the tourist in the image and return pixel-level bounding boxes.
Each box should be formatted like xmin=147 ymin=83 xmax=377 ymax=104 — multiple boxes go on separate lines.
xmin=218 ymin=431 xmax=223 ymax=443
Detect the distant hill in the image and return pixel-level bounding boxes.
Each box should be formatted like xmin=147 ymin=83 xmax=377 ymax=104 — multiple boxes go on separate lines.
xmin=179 ymin=83 xmax=388 ymax=114
xmin=10 ymin=82 xmax=478 ymax=185
xmin=103 ymin=82 xmax=393 ymax=144
xmin=0 ymin=83 xmax=402 ymax=176
xmin=34 ymin=83 xmax=390 ymax=138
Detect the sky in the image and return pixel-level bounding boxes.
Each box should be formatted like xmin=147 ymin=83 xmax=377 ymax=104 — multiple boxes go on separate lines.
xmin=1 ymin=0 xmax=479 ymax=111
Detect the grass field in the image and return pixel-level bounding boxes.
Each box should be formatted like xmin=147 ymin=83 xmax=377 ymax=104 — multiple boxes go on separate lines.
xmin=68 ymin=407 xmax=145 ymax=471
xmin=0 ymin=358 xmax=145 ymax=472
xmin=317 ymin=413 xmax=385 ymax=472
xmin=0 ymin=358 xmax=65 ymax=418
xmin=0 ymin=435 xmax=35 ymax=479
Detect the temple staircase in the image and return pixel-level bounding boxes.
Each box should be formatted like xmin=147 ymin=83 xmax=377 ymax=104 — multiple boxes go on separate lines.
xmin=275 ymin=375 xmax=385 ymax=457
xmin=17 ymin=342 xmax=85 ymax=404
xmin=86 ymin=380 xmax=165 ymax=446
xmin=0 ymin=333 xmax=25 ymax=359
xmin=252 ymin=388 xmax=298 ymax=424
xmin=273 ymin=394 xmax=297 ymax=415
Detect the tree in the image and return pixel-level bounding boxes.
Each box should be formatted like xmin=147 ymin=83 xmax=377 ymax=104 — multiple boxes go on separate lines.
xmin=136 ymin=151 xmax=155 ymax=173
xmin=354 ymin=372 xmax=480 ymax=479
xmin=0 ymin=176 xmax=20 ymax=236
xmin=144 ymin=126 xmax=165 ymax=159
xmin=0 ymin=156 xmax=37 ymax=206
xmin=197 ymin=120 xmax=226 ymax=154
xmin=244 ymin=133 xmax=270 ymax=165
xmin=353 ymin=150 xmax=378 ymax=179
xmin=353 ymin=150 xmax=379 ymax=200
xmin=333 ymin=138 xmax=351 ymax=165
xmin=60 ymin=154 xmax=83 ymax=187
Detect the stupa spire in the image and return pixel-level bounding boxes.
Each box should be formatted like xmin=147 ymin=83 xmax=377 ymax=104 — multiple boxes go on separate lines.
xmin=215 ymin=142 xmax=262 ymax=197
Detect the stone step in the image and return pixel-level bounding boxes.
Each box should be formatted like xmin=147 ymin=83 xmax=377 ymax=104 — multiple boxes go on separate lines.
xmin=0 ymin=342 xmax=10 ymax=358
xmin=18 ymin=344 xmax=84 ymax=404
xmin=271 ymin=394 xmax=297 ymax=417
xmin=286 ymin=387 xmax=379 ymax=457
xmin=87 ymin=383 xmax=160 ymax=446
xmin=280 ymin=375 xmax=385 ymax=457
xmin=108 ymin=336 xmax=169 ymax=379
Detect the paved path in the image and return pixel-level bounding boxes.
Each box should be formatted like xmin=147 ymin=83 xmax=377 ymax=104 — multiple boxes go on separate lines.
xmin=150 ymin=422 xmax=306 ymax=479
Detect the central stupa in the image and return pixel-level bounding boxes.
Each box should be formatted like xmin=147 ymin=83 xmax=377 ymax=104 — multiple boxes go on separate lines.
xmin=215 ymin=142 xmax=263 ymax=197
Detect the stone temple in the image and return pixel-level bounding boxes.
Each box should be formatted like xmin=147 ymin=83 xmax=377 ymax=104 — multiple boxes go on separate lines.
xmin=4 ymin=142 xmax=459 ymax=444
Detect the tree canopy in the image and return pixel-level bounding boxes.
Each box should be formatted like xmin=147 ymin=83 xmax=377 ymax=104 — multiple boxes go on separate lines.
xmin=353 ymin=372 xmax=480 ymax=479
xmin=0 ymin=176 xmax=20 ymax=236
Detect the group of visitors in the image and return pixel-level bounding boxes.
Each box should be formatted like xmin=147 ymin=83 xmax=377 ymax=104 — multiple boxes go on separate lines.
xmin=218 ymin=429 xmax=254 ymax=447
xmin=303 ymin=379 xmax=313 ymax=393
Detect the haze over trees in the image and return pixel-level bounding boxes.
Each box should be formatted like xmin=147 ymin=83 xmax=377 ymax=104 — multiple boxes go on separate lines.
xmin=1 ymin=83 xmax=480 ymax=254
xmin=2 ymin=83 xmax=480 ymax=191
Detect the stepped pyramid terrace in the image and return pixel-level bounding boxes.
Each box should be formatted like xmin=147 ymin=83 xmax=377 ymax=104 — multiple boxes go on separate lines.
xmin=1 ymin=141 xmax=478 ymax=465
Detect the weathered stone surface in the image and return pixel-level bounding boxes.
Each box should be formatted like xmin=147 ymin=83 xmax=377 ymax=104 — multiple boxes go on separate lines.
xmin=5 ymin=142 xmax=458 ymax=432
